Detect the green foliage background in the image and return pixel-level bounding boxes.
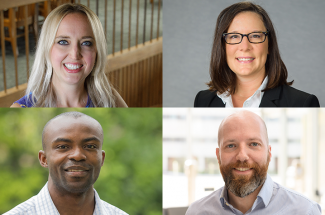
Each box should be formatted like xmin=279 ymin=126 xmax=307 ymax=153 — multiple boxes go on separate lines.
xmin=0 ymin=108 xmax=162 ymax=215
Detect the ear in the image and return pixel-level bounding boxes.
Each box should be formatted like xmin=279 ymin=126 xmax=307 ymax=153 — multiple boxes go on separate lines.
xmin=216 ymin=148 xmax=220 ymax=165
xmin=39 ymin=150 xmax=48 ymax=168
xmin=101 ymin=150 xmax=106 ymax=166
xmin=268 ymin=145 xmax=272 ymax=161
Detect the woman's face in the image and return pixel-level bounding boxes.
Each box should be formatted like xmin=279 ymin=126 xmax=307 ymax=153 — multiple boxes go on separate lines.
xmin=225 ymin=12 xmax=268 ymax=80
xmin=51 ymin=12 xmax=97 ymax=87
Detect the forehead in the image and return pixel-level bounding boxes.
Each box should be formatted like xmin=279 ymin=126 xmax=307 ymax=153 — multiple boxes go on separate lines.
xmin=44 ymin=116 xmax=102 ymax=143
xmin=227 ymin=11 xmax=266 ymax=33
xmin=220 ymin=114 xmax=267 ymax=144
xmin=56 ymin=12 xmax=94 ymax=37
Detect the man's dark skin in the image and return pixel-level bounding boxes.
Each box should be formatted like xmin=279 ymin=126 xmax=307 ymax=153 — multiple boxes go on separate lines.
xmin=39 ymin=114 xmax=105 ymax=215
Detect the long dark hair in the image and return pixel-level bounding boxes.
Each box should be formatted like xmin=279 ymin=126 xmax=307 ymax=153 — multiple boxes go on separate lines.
xmin=207 ymin=2 xmax=293 ymax=94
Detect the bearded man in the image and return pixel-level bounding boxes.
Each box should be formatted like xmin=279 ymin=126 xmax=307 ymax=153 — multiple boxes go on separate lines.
xmin=186 ymin=110 xmax=321 ymax=215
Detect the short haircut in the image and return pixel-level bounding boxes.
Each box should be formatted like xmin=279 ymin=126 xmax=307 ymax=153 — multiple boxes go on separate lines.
xmin=26 ymin=3 xmax=115 ymax=107
xmin=42 ymin=112 xmax=102 ymax=150
xmin=207 ymin=1 xmax=293 ymax=95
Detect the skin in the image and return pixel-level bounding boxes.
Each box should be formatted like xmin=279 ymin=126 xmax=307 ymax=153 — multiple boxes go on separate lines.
xmin=39 ymin=116 xmax=105 ymax=215
xmin=51 ymin=12 xmax=96 ymax=107
xmin=10 ymin=13 xmax=127 ymax=108
xmin=226 ymin=12 xmax=269 ymax=107
xmin=216 ymin=111 xmax=271 ymax=214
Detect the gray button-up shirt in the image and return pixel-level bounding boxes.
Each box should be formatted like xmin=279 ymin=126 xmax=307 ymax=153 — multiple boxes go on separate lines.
xmin=4 ymin=182 xmax=128 ymax=215
xmin=186 ymin=174 xmax=321 ymax=215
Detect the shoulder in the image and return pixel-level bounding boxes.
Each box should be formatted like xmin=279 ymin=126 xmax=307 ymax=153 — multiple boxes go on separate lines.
xmin=11 ymin=94 xmax=35 ymax=108
xmin=194 ymin=90 xmax=224 ymax=107
xmin=272 ymin=182 xmax=321 ymax=214
xmin=186 ymin=187 xmax=223 ymax=215
xmin=3 ymin=196 xmax=37 ymax=215
xmin=100 ymin=200 xmax=129 ymax=215
xmin=280 ymin=85 xmax=320 ymax=107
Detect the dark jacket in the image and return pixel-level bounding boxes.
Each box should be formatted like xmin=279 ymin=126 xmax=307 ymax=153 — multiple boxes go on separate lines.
xmin=194 ymin=85 xmax=320 ymax=107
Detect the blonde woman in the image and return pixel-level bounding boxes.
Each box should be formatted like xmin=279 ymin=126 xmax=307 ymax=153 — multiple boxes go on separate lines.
xmin=11 ymin=3 xmax=127 ymax=107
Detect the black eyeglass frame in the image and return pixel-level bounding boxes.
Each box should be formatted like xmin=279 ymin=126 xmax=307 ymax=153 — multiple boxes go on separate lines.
xmin=223 ymin=31 xmax=269 ymax=45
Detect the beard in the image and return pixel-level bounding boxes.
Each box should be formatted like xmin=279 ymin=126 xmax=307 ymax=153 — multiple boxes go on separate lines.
xmin=219 ymin=156 xmax=269 ymax=198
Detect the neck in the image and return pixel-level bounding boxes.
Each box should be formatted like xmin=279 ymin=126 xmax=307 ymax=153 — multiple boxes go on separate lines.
xmin=52 ymin=80 xmax=88 ymax=107
xmin=48 ymin=178 xmax=95 ymax=215
xmin=231 ymin=71 xmax=265 ymax=107
xmin=227 ymin=184 xmax=263 ymax=214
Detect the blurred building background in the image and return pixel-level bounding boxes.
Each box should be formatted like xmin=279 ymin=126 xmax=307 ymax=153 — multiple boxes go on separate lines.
xmin=163 ymin=108 xmax=325 ymax=215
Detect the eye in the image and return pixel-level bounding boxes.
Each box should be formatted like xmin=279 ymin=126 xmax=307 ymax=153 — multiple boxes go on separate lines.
xmin=58 ymin=40 xmax=68 ymax=45
xmin=85 ymin=144 xmax=97 ymax=149
xmin=57 ymin=145 xmax=68 ymax=149
xmin=250 ymin=142 xmax=259 ymax=147
xmin=82 ymin=41 xmax=92 ymax=46
xmin=229 ymin=34 xmax=239 ymax=39
xmin=251 ymin=34 xmax=261 ymax=38
xmin=226 ymin=144 xmax=235 ymax=148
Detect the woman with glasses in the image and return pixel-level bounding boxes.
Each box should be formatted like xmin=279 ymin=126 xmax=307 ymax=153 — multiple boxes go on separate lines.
xmin=194 ymin=2 xmax=319 ymax=107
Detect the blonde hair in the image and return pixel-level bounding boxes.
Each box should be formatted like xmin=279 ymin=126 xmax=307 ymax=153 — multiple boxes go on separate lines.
xmin=26 ymin=3 xmax=115 ymax=107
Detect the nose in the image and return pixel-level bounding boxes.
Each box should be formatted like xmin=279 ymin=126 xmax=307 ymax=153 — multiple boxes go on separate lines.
xmin=68 ymin=147 xmax=86 ymax=161
xmin=238 ymin=35 xmax=252 ymax=51
xmin=69 ymin=43 xmax=82 ymax=60
xmin=236 ymin=145 xmax=249 ymax=162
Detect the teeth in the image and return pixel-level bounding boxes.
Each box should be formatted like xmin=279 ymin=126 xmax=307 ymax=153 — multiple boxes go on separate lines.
xmin=68 ymin=170 xmax=85 ymax=172
xmin=237 ymin=58 xmax=254 ymax=61
xmin=235 ymin=168 xmax=250 ymax=171
xmin=64 ymin=64 xmax=82 ymax=70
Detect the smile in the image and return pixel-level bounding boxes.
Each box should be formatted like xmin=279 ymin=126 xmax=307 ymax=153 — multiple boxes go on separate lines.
xmin=67 ymin=169 xmax=87 ymax=172
xmin=234 ymin=168 xmax=251 ymax=171
xmin=64 ymin=63 xmax=83 ymax=70
xmin=236 ymin=57 xmax=254 ymax=63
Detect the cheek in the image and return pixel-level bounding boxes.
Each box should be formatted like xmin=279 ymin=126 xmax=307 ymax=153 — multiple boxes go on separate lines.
xmin=50 ymin=46 xmax=65 ymax=68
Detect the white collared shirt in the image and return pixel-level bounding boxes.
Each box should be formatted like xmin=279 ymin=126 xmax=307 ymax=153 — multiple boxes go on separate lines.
xmin=4 ymin=182 xmax=128 ymax=215
xmin=217 ymin=76 xmax=269 ymax=108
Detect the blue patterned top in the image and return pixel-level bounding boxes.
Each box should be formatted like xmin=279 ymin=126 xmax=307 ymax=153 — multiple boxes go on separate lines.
xmin=13 ymin=93 xmax=94 ymax=107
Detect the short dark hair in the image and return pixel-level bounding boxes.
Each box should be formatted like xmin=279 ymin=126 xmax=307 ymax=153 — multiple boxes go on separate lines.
xmin=207 ymin=1 xmax=293 ymax=95
xmin=42 ymin=112 xmax=101 ymax=149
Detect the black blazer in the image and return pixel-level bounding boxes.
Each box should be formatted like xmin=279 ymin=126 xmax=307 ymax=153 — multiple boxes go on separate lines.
xmin=194 ymin=85 xmax=320 ymax=107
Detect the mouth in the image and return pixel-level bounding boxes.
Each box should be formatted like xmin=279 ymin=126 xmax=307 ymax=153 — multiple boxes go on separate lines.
xmin=64 ymin=166 xmax=89 ymax=176
xmin=234 ymin=168 xmax=251 ymax=171
xmin=236 ymin=57 xmax=255 ymax=63
xmin=63 ymin=63 xmax=83 ymax=73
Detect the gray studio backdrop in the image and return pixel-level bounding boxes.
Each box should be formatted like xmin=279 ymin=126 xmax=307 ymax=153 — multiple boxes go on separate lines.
xmin=163 ymin=0 xmax=325 ymax=107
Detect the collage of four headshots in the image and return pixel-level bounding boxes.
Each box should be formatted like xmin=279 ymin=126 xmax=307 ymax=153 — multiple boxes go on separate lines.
xmin=0 ymin=0 xmax=324 ymax=215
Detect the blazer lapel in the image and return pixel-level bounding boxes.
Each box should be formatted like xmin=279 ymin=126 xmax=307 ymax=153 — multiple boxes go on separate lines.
xmin=259 ymin=85 xmax=282 ymax=107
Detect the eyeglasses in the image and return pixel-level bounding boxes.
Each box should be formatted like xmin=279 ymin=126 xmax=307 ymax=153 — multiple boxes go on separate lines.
xmin=223 ymin=31 xmax=269 ymax=44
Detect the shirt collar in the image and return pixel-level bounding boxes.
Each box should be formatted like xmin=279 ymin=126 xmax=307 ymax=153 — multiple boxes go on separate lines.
xmin=217 ymin=76 xmax=269 ymax=106
xmin=219 ymin=174 xmax=273 ymax=209
xmin=36 ymin=182 xmax=104 ymax=215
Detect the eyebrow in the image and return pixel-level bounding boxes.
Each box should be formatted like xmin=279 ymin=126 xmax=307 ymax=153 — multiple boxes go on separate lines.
xmin=55 ymin=36 xmax=94 ymax=39
xmin=82 ymin=137 xmax=101 ymax=143
xmin=52 ymin=137 xmax=101 ymax=144
xmin=52 ymin=138 xmax=73 ymax=144
xmin=223 ymin=138 xmax=263 ymax=143
xmin=228 ymin=30 xmax=265 ymax=33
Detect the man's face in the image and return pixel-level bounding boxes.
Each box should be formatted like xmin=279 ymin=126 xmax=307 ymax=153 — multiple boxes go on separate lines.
xmin=40 ymin=116 xmax=105 ymax=194
xmin=216 ymin=113 xmax=271 ymax=198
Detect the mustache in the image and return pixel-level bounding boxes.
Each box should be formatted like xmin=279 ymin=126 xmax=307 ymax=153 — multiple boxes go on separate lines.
xmin=226 ymin=160 xmax=259 ymax=169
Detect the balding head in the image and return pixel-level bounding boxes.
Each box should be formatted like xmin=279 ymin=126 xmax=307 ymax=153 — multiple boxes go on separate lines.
xmin=218 ymin=110 xmax=268 ymax=147
xmin=42 ymin=112 xmax=103 ymax=150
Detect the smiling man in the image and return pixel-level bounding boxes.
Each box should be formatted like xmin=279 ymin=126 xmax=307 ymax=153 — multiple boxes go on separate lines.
xmin=4 ymin=112 xmax=128 ymax=215
xmin=186 ymin=110 xmax=321 ymax=215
